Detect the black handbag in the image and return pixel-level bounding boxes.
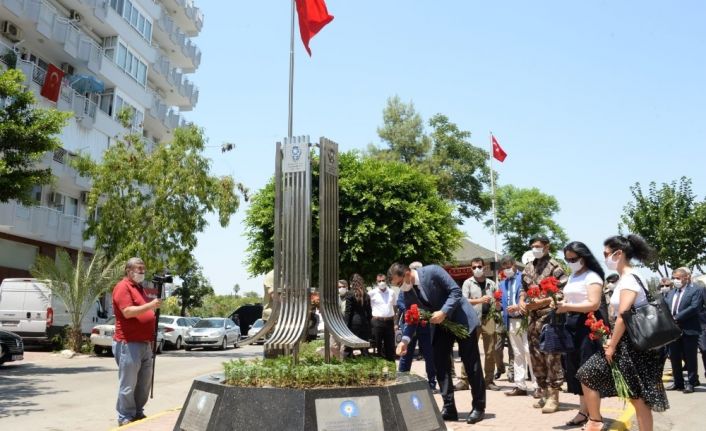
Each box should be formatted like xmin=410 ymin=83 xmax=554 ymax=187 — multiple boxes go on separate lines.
xmin=621 ymin=274 xmax=682 ymax=351
xmin=539 ymin=310 xmax=575 ymax=354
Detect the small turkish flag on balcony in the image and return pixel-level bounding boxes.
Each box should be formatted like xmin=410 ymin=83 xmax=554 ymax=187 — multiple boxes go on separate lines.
xmin=40 ymin=64 xmax=64 ymax=103
xmin=492 ymin=135 xmax=507 ymax=162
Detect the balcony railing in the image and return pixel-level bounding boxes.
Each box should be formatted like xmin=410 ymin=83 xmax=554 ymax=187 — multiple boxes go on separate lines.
xmin=154 ymin=5 xmax=201 ymax=70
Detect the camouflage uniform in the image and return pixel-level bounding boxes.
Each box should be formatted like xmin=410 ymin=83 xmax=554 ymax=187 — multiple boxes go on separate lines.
xmin=522 ymin=255 xmax=568 ymax=391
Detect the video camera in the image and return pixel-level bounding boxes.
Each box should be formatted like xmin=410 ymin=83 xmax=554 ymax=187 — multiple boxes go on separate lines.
xmin=152 ymin=274 xmax=173 ymax=284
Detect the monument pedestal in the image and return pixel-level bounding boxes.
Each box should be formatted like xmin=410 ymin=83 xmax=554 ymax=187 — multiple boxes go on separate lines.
xmin=173 ymin=374 xmax=446 ymax=431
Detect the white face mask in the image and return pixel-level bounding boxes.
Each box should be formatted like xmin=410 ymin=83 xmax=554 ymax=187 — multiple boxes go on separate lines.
xmin=660 ymin=286 xmax=670 ymax=294
xmin=503 ymin=268 xmax=515 ymax=278
xmin=604 ymin=251 xmax=619 ymax=271
xmin=400 ymin=282 xmax=413 ymax=292
xmin=338 ymin=288 xmax=348 ymax=296
xmin=473 ymin=268 xmax=484 ymax=277
xmin=567 ymin=259 xmax=583 ymax=273
xmin=532 ymin=247 xmax=545 ymax=259
xmin=378 ymin=282 xmax=387 ymax=290
xmin=131 ymin=272 xmax=145 ymax=284
xmin=672 ymin=280 xmax=683 ymax=289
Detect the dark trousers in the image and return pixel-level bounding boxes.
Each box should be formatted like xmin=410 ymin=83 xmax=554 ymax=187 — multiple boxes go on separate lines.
xmin=371 ymin=318 xmax=396 ymax=361
xmin=398 ymin=324 xmax=436 ymax=388
xmin=434 ymin=327 xmax=485 ymax=412
xmin=700 ymin=330 xmax=706 ymax=377
xmin=669 ymin=334 xmax=699 ymax=387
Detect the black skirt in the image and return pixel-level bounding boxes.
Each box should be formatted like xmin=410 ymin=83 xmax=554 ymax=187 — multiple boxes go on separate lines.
xmin=576 ymin=335 xmax=669 ymax=412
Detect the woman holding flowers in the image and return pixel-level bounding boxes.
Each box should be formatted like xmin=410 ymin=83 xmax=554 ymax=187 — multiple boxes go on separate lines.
xmin=554 ymin=241 xmax=605 ymax=427
xmin=576 ymin=235 xmax=669 ymax=431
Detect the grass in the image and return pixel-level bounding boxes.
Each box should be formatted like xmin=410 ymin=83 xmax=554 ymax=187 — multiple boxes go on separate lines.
xmin=223 ymin=340 xmax=397 ymax=389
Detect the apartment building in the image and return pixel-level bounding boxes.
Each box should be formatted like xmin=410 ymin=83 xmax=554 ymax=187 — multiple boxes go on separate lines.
xmin=0 ymin=0 xmax=203 ymax=280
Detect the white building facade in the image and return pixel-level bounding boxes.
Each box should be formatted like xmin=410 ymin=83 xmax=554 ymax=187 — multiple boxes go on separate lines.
xmin=0 ymin=0 xmax=202 ymax=280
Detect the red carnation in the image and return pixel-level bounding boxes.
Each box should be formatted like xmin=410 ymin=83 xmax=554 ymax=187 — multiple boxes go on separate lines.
xmin=493 ymin=290 xmax=503 ymax=301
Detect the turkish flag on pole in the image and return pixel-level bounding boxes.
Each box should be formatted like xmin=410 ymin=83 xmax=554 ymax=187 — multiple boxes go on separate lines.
xmin=491 ymin=135 xmax=507 ymax=162
xmin=295 ymin=0 xmax=334 ymax=56
xmin=40 ymin=64 xmax=64 ymax=103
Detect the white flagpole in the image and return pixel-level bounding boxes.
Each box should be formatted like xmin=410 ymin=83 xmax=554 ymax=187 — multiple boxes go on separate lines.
xmin=287 ymin=0 xmax=295 ymax=141
xmin=489 ymin=132 xmax=499 ymax=266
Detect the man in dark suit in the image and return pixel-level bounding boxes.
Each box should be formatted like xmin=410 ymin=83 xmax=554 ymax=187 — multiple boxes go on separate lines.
xmin=698 ymin=279 xmax=706 ymax=381
xmin=665 ymin=267 xmax=704 ymax=393
xmin=390 ymin=263 xmax=485 ymax=424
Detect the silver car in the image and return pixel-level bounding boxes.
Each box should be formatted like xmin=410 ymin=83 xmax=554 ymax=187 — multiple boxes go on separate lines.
xmin=185 ymin=318 xmax=240 ymax=351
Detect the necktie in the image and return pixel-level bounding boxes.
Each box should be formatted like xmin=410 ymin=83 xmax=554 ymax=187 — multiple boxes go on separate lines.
xmin=413 ymin=285 xmax=431 ymax=309
xmin=672 ymin=289 xmax=683 ymax=316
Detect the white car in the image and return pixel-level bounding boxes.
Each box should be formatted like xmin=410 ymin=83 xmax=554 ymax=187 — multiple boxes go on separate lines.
xmin=158 ymin=315 xmax=194 ymax=349
xmin=185 ymin=318 xmax=241 ymax=351
xmin=247 ymin=318 xmax=269 ymax=344
xmin=90 ymin=316 xmax=164 ymax=356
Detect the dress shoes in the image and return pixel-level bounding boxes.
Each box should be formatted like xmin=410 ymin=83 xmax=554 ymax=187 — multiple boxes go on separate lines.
xmin=486 ymin=382 xmax=501 ymax=391
xmin=666 ymin=383 xmax=684 ymax=391
xmin=441 ymin=407 xmax=459 ymax=421
xmin=466 ymin=409 xmax=485 ymax=424
xmin=683 ymin=384 xmax=694 ymax=394
xmin=505 ymin=387 xmax=528 ymax=396
xmin=494 ymin=371 xmax=502 ymax=380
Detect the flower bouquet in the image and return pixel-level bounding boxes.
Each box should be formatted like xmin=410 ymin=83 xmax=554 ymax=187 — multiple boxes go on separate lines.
xmin=585 ymin=311 xmax=632 ymax=400
xmin=487 ymin=290 xmax=503 ymax=324
xmin=404 ymin=304 xmax=470 ymax=339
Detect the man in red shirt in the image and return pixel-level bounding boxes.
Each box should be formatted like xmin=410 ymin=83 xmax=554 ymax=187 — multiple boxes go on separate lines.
xmin=112 ymin=257 xmax=161 ymax=426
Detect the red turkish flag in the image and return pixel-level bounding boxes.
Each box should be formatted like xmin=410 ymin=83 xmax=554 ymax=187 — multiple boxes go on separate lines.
xmin=295 ymin=0 xmax=334 ymax=56
xmin=40 ymin=64 xmax=64 ymax=103
xmin=492 ymin=135 xmax=507 ymax=162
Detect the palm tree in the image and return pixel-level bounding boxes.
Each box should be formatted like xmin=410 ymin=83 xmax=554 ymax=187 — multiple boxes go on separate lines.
xmin=30 ymin=249 xmax=121 ymax=351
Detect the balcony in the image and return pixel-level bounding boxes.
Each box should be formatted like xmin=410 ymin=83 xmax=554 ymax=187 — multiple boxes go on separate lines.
xmin=145 ymin=88 xmax=187 ymax=136
xmin=159 ymin=0 xmax=203 ymax=37
xmin=38 ymin=152 xmax=93 ymax=191
xmin=149 ymin=53 xmax=198 ymax=110
xmin=0 ymin=201 xmax=95 ymax=250
xmin=152 ymin=4 xmax=201 ymax=71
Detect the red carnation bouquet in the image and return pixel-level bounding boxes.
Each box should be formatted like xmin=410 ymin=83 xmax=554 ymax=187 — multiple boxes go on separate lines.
xmin=404 ymin=304 xmax=470 ymax=339
xmin=585 ymin=311 xmax=632 ymax=400
xmin=539 ymin=276 xmax=560 ymax=307
xmin=487 ymin=290 xmax=503 ymax=324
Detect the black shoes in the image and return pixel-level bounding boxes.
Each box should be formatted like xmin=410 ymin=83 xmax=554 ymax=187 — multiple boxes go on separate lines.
xmin=683 ymin=384 xmax=694 ymax=394
xmin=666 ymin=383 xmax=684 ymax=391
xmin=494 ymin=371 xmax=502 ymax=380
xmin=467 ymin=409 xmax=485 ymax=424
xmin=505 ymin=387 xmax=528 ymax=396
xmin=441 ymin=407 xmax=459 ymax=421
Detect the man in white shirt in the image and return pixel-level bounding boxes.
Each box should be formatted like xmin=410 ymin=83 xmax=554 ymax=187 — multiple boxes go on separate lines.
xmin=369 ymin=273 xmax=397 ymax=361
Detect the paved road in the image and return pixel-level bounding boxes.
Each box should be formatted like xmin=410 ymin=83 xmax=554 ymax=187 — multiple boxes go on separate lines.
xmin=0 ymin=343 xmax=263 ymax=431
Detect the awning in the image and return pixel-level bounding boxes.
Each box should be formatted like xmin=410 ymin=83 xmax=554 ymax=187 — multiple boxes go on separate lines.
xmin=69 ymin=74 xmax=105 ymax=94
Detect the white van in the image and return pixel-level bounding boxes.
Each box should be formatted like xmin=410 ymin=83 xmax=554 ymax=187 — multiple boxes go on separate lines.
xmin=0 ymin=278 xmax=109 ymax=343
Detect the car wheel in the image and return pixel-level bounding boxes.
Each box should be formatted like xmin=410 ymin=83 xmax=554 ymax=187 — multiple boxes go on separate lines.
xmin=93 ymin=345 xmax=104 ymax=356
xmin=233 ymin=337 xmax=239 ymax=349
xmin=157 ymin=340 xmax=164 ymax=354
xmin=219 ymin=337 xmax=227 ymax=350
xmin=175 ymin=336 xmax=183 ymax=350
xmin=185 ymin=346 xmax=192 ymax=351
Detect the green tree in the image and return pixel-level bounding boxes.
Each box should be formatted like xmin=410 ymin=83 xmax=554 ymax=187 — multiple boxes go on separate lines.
xmin=192 ymin=294 xmax=262 ymax=318
xmin=372 ymin=97 xmax=491 ymax=219
xmin=172 ymin=262 xmax=214 ymax=316
xmin=160 ymin=295 xmax=181 ymax=316
xmin=486 ymin=185 xmax=568 ymax=259
xmin=243 ymin=291 xmax=260 ymax=299
xmin=233 ymin=283 xmax=241 ymax=298
xmin=30 ymin=249 xmax=121 ymax=350
xmin=0 ymin=68 xmax=71 ymax=203
xmin=244 ymin=151 xmax=462 ymax=281
xmin=74 ymin=122 xmax=242 ymax=274
xmin=620 ymin=177 xmax=706 ymax=276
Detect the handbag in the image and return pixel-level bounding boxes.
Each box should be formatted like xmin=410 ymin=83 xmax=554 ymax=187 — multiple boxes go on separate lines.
xmin=621 ymin=274 xmax=682 ymax=351
xmin=539 ymin=310 xmax=575 ymax=354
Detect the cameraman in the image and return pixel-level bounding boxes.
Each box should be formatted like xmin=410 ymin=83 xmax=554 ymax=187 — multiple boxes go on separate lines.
xmin=112 ymin=257 xmax=162 ymax=426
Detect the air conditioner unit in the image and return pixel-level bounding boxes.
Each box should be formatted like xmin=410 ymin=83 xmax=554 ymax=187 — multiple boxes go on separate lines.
xmin=80 ymin=191 xmax=89 ymax=204
xmin=1 ymin=21 xmax=22 ymax=42
xmin=50 ymin=192 xmax=64 ymax=206
xmin=70 ymin=10 xmax=82 ymax=22
xmin=60 ymin=63 xmax=75 ymax=75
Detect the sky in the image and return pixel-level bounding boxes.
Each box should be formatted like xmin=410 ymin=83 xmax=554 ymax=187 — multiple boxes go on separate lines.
xmin=186 ymin=1 xmax=706 ymax=295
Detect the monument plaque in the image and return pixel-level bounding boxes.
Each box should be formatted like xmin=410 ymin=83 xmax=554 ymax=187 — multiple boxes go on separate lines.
xmin=179 ymin=389 xmax=218 ymax=431
xmin=396 ymin=390 xmax=443 ymax=431
xmin=314 ymin=396 xmax=384 ymax=431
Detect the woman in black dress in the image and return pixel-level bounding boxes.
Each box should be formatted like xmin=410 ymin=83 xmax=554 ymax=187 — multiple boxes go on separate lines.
xmin=576 ymin=235 xmax=668 ymax=431
xmin=344 ymin=273 xmax=372 ymax=357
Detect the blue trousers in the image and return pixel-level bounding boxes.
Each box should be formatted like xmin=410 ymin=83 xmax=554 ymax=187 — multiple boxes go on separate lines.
xmin=398 ymin=324 xmax=436 ymax=388
xmin=113 ymin=341 xmax=153 ymax=423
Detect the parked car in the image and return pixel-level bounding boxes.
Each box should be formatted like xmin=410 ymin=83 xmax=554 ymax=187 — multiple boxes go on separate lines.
xmin=158 ymin=315 xmax=193 ymax=349
xmin=246 ymin=318 xmax=270 ymax=344
xmin=90 ymin=317 xmax=164 ymax=356
xmin=0 ymin=329 xmax=24 ymax=366
xmin=185 ymin=318 xmax=240 ymax=350
xmin=0 ymin=278 xmax=108 ymax=343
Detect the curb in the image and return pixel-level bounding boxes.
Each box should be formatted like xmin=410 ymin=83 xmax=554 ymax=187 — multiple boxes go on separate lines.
xmin=107 ymin=407 xmax=181 ymax=431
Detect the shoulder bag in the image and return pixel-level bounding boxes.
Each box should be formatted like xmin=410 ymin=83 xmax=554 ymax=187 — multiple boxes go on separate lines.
xmin=621 ymin=274 xmax=682 ymax=351
xmin=539 ymin=310 xmax=575 ymax=354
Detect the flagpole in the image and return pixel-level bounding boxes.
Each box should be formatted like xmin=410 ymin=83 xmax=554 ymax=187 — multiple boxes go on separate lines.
xmin=288 ymin=0 xmax=295 ymax=141
xmin=489 ymin=132 xmax=499 ymax=266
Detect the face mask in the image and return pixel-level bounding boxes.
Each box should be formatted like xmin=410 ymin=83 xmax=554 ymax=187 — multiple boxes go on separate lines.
xmin=503 ymin=268 xmax=515 ymax=278
xmin=660 ymin=286 xmax=670 ymax=294
xmin=338 ymin=288 xmax=347 ymax=296
xmin=605 ymin=283 xmax=615 ymax=291
xmin=672 ymin=280 xmax=683 ymax=289
xmin=132 ymin=272 xmax=145 ymax=284
xmin=400 ymin=282 xmax=413 ymax=292
xmin=567 ymin=259 xmax=583 ymax=273
xmin=604 ymin=252 xmax=619 ymax=271
xmin=532 ymin=247 xmax=545 ymax=259
xmin=378 ymin=282 xmax=387 ymax=290
xmin=473 ymin=268 xmax=484 ymax=277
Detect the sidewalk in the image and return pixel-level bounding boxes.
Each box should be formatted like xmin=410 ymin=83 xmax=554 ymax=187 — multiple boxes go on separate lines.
xmin=119 ymin=358 xmax=635 ymax=431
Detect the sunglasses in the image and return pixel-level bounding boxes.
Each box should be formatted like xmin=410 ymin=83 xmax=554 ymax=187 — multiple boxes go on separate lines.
xmin=564 ymin=256 xmax=580 ymax=263
xmin=471 ymin=265 xmax=483 ymax=270
xmin=659 ymin=285 xmax=671 ymax=288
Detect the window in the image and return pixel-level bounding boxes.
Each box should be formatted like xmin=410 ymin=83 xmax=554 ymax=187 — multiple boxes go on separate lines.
xmin=113 ymin=42 xmax=148 ymax=86
xmin=114 ymin=0 xmax=153 ymax=42
xmin=113 ymin=94 xmax=144 ymax=131
xmin=66 ymin=197 xmax=78 ymax=217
